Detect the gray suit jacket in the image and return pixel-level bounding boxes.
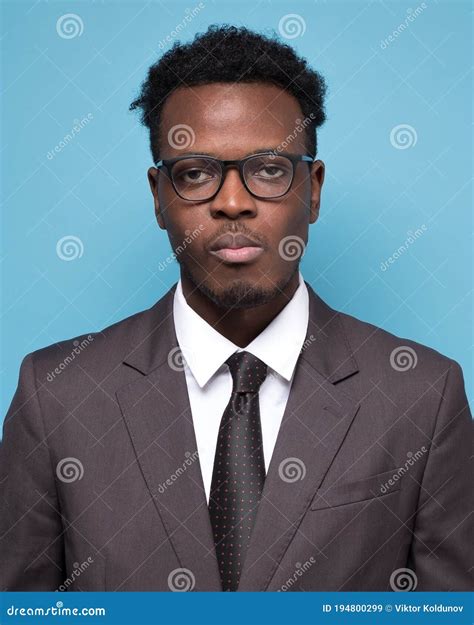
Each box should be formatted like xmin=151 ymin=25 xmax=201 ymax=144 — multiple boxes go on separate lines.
xmin=1 ymin=283 xmax=472 ymax=591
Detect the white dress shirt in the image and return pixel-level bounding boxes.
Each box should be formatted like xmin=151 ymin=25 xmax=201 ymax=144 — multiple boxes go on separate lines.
xmin=173 ymin=272 xmax=309 ymax=503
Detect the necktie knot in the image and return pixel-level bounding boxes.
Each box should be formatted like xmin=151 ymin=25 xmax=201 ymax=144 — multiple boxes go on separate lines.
xmin=226 ymin=351 xmax=268 ymax=394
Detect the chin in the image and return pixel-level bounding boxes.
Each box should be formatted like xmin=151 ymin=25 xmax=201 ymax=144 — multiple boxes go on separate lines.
xmin=180 ymin=259 xmax=299 ymax=309
xmin=198 ymin=274 xmax=297 ymax=312
xmin=205 ymin=281 xmax=278 ymax=310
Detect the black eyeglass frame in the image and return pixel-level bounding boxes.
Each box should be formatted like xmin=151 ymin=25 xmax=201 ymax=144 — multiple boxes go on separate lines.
xmin=153 ymin=151 xmax=315 ymax=201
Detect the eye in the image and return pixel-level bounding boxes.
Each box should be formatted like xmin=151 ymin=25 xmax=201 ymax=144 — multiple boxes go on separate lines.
xmin=172 ymin=158 xmax=221 ymax=186
xmin=255 ymin=165 xmax=285 ymax=179
xmin=178 ymin=168 xmax=216 ymax=184
xmin=246 ymin=156 xmax=292 ymax=181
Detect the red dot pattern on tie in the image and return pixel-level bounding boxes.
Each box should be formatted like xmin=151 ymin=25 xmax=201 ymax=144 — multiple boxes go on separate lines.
xmin=208 ymin=351 xmax=268 ymax=592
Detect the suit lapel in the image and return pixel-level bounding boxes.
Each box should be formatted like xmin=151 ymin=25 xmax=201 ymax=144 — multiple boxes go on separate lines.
xmin=115 ymin=286 xmax=222 ymax=591
xmin=237 ymin=284 xmax=360 ymax=591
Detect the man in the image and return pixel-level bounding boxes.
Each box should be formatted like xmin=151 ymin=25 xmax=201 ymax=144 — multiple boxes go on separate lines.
xmin=1 ymin=25 xmax=472 ymax=592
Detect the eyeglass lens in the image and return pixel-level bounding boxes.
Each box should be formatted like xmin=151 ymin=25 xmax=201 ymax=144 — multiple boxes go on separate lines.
xmin=170 ymin=155 xmax=294 ymax=200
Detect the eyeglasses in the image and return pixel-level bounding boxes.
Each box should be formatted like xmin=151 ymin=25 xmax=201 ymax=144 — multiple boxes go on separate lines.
xmin=154 ymin=152 xmax=314 ymax=201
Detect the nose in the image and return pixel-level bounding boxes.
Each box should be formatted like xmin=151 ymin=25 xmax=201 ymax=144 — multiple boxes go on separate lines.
xmin=208 ymin=166 xmax=258 ymax=220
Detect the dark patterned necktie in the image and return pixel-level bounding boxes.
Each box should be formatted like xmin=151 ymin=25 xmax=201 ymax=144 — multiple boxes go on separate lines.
xmin=208 ymin=351 xmax=268 ymax=591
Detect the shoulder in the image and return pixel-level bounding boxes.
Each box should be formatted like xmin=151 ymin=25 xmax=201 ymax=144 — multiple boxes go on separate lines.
xmin=23 ymin=286 xmax=176 ymax=384
xmin=306 ymin=281 xmax=466 ymax=399
xmin=336 ymin=306 xmax=466 ymax=397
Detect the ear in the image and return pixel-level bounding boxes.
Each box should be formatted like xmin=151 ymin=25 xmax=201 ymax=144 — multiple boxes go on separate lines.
xmin=309 ymin=160 xmax=325 ymax=224
xmin=147 ymin=167 xmax=166 ymax=230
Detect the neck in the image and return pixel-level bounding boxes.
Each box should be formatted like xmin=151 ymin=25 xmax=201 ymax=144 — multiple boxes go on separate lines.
xmin=180 ymin=272 xmax=300 ymax=347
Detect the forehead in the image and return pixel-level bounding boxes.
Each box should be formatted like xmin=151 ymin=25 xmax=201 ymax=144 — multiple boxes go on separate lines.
xmin=159 ymin=82 xmax=306 ymax=158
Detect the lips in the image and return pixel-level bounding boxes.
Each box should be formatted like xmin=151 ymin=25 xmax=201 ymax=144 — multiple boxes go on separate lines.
xmin=209 ymin=232 xmax=264 ymax=264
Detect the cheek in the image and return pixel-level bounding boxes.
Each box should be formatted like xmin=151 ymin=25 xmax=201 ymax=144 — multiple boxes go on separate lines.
xmin=158 ymin=186 xmax=205 ymax=235
xmin=270 ymin=202 xmax=310 ymax=244
xmin=266 ymin=206 xmax=310 ymax=267
xmin=167 ymin=216 xmax=210 ymax=261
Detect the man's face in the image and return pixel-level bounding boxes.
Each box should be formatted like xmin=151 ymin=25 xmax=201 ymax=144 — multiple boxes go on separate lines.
xmin=148 ymin=82 xmax=325 ymax=309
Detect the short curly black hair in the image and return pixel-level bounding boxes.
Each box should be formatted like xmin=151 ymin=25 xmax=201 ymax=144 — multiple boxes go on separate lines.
xmin=129 ymin=24 xmax=327 ymax=162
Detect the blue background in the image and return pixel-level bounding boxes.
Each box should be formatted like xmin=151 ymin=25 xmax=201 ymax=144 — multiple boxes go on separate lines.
xmin=1 ymin=0 xmax=472 ymax=422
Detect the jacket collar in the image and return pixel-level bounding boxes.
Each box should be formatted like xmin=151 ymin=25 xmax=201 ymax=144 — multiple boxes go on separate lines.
xmin=122 ymin=281 xmax=359 ymax=385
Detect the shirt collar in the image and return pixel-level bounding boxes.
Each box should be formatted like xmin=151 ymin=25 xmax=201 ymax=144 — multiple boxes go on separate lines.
xmin=173 ymin=272 xmax=309 ymax=388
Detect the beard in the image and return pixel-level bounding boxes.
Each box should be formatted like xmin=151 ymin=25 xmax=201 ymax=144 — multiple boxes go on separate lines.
xmin=178 ymin=257 xmax=299 ymax=310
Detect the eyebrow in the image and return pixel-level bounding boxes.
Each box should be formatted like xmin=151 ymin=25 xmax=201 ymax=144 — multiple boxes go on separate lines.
xmin=172 ymin=147 xmax=285 ymax=159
